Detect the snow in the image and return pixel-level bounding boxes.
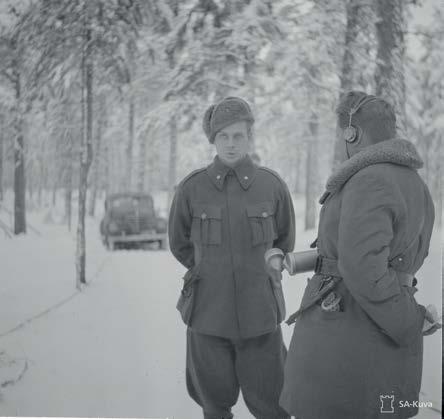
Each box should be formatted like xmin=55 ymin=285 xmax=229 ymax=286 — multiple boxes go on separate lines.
xmin=0 ymin=195 xmax=441 ymax=418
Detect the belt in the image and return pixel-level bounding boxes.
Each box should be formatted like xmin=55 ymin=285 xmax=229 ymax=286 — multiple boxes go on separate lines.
xmin=314 ymin=255 xmax=341 ymax=277
xmin=315 ymin=255 xmax=416 ymax=286
xmin=286 ymin=256 xmax=417 ymax=325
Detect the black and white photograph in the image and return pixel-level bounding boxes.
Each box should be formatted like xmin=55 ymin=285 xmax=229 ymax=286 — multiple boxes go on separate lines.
xmin=0 ymin=0 xmax=442 ymax=418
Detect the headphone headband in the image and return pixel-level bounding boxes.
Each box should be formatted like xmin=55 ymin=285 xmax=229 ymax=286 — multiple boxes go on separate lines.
xmin=347 ymin=95 xmax=379 ymax=128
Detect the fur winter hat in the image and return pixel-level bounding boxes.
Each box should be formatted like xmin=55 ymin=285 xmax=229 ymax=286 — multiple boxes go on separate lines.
xmin=203 ymin=97 xmax=255 ymax=143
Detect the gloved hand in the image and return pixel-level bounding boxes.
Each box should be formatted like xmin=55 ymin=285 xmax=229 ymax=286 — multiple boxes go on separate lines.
xmin=422 ymin=304 xmax=442 ymax=336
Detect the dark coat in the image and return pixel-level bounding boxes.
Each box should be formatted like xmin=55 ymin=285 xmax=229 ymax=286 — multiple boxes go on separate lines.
xmin=169 ymin=155 xmax=295 ymax=339
xmin=280 ymin=139 xmax=435 ymax=419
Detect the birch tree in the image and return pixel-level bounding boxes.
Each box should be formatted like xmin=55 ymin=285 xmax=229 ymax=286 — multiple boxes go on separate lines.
xmin=26 ymin=0 xmax=154 ymax=287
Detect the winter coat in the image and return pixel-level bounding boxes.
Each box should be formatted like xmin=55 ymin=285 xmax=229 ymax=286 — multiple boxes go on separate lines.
xmin=169 ymin=154 xmax=295 ymax=339
xmin=280 ymin=138 xmax=435 ymax=419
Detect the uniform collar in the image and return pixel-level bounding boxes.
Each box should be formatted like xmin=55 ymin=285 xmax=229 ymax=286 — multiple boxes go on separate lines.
xmin=206 ymin=155 xmax=257 ymax=191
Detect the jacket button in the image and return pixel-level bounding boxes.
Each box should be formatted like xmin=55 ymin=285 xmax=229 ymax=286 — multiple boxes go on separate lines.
xmin=201 ymin=213 xmax=207 ymax=220
xmin=262 ymin=211 xmax=268 ymax=218
xmin=216 ymin=175 xmax=221 ymax=180
xmin=244 ymin=176 xmax=249 ymax=180
xmin=398 ymin=257 xmax=403 ymax=261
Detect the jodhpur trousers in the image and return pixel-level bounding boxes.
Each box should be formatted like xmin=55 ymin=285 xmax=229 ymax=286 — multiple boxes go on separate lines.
xmin=186 ymin=326 xmax=290 ymax=419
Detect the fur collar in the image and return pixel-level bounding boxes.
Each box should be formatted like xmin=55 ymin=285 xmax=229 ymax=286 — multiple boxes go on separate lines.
xmin=319 ymin=138 xmax=423 ymax=204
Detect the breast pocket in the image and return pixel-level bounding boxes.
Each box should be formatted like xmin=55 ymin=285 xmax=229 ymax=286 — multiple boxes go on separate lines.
xmin=246 ymin=202 xmax=278 ymax=247
xmin=190 ymin=204 xmax=222 ymax=245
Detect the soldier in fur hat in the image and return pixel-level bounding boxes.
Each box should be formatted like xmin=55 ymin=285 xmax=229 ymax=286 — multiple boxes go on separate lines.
xmin=169 ymin=96 xmax=295 ymax=419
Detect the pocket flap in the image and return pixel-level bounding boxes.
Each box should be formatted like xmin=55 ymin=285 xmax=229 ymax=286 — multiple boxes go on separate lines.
xmin=192 ymin=204 xmax=222 ymax=220
xmin=246 ymin=201 xmax=275 ymax=218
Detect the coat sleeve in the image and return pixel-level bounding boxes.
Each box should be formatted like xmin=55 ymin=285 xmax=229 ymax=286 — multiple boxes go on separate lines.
xmin=273 ymin=181 xmax=296 ymax=254
xmin=337 ymin=172 xmax=425 ymax=347
xmin=168 ymin=185 xmax=194 ymax=269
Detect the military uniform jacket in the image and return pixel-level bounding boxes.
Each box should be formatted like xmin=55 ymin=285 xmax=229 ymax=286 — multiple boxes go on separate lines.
xmin=169 ymin=155 xmax=295 ymax=339
xmin=280 ymin=139 xmax=435 ymax=419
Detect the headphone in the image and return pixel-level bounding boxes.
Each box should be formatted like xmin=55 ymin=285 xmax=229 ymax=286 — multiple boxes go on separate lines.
xmin=343 ymin=95 xmax=379 ymax=143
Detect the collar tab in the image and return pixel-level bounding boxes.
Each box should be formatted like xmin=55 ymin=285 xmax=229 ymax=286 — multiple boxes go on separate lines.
xmin=206 ymin=155 xmax=257 ymax=190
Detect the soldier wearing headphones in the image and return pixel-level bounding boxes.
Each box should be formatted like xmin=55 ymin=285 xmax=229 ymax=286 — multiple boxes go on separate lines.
xmin=279 ymin=91 xmax=438 ymax=419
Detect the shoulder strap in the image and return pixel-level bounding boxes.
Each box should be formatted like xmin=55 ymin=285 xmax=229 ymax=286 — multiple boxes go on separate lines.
xmin=258 ymin=166 xmax=285 ymax=183
xmin=178 ymin=167 xmax=206 ymax=189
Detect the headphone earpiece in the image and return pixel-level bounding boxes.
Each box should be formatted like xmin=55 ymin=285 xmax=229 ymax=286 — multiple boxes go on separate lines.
xmin=344 ymin=126 xmax=357 ymax=143
xmin=342 ymin=94 xmax=379 ymax=144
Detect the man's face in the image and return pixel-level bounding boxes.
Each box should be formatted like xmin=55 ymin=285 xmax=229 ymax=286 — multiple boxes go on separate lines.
xmin=214 ymin=121 xmax=251 ymax=166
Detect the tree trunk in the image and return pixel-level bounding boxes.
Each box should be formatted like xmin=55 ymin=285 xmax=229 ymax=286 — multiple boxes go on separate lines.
xmin=0 ymin=115 xmax=4 ymax=202
xmin=167 ymin=117 xmax=178 ymax=210
xmin=137 ymin=127 xmax=147 ymax=192
xmin=52 ymin=182 xmax=57 ymax=207
xmin=126 ymin=91 xmax=135 ymax=191
xmin=37 ymin=181 xmax=42 ymax=207
xmin=87 ymin=105 xmax=103 ymax=217
xmin=28 ymin=162 xmax=34 ymax=202
xmin=88 ymin=174 xmax=98 ymax=219
xmin=62 ymin=99 xmax=74 ymax=230
xmin=14 ymin=73 xmax=26 ymax=235
xmin=340 ymin=0 xmax=361 ymax=93
xmin=293 ymin=148 xmax=301 ymax=195
xmin=43 ymin=161 xmax=50 ymax=206
xmin=431 ymin=135 xmax=441 ymax=227
xmin=65 ymin=162 xmax=73 ymax=231
xmin=146 ymin=150 xmax=153 ymax=192
xmin=375 ymin=0 xmax=406 ymax=135
xmin=76 ymin=22 xmax=93 ymax=289
xmin=305 ymin=113 xmax=318 ymax=231
xmin=435 ymin=184 xmax=442 ymax=228
xmin=103 ymin=138 xmax=110 ymax=196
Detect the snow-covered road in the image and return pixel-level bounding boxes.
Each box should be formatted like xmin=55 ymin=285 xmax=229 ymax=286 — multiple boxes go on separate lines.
xmin=0 ymin=208 xmax=441 ymax=418
xmin=1 ymin=248 xmax=204 ymax=418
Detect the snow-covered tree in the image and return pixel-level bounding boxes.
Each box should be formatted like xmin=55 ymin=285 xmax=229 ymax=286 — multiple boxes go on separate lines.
xmin=26 ymin=0 xmax=157 ymax=287
xmin=406 ymin=3 xmax=444 ymax=225
xmin=0 ymin=2 xmax=34 ymax=234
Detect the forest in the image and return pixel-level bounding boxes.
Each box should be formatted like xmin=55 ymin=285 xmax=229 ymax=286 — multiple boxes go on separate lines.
xmin=0 ymin=0 xmax=442 ymax=286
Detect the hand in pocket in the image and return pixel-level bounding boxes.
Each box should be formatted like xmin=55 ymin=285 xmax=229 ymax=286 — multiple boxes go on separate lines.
xmin=422 ymin=304 xmax=442 ymax=336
